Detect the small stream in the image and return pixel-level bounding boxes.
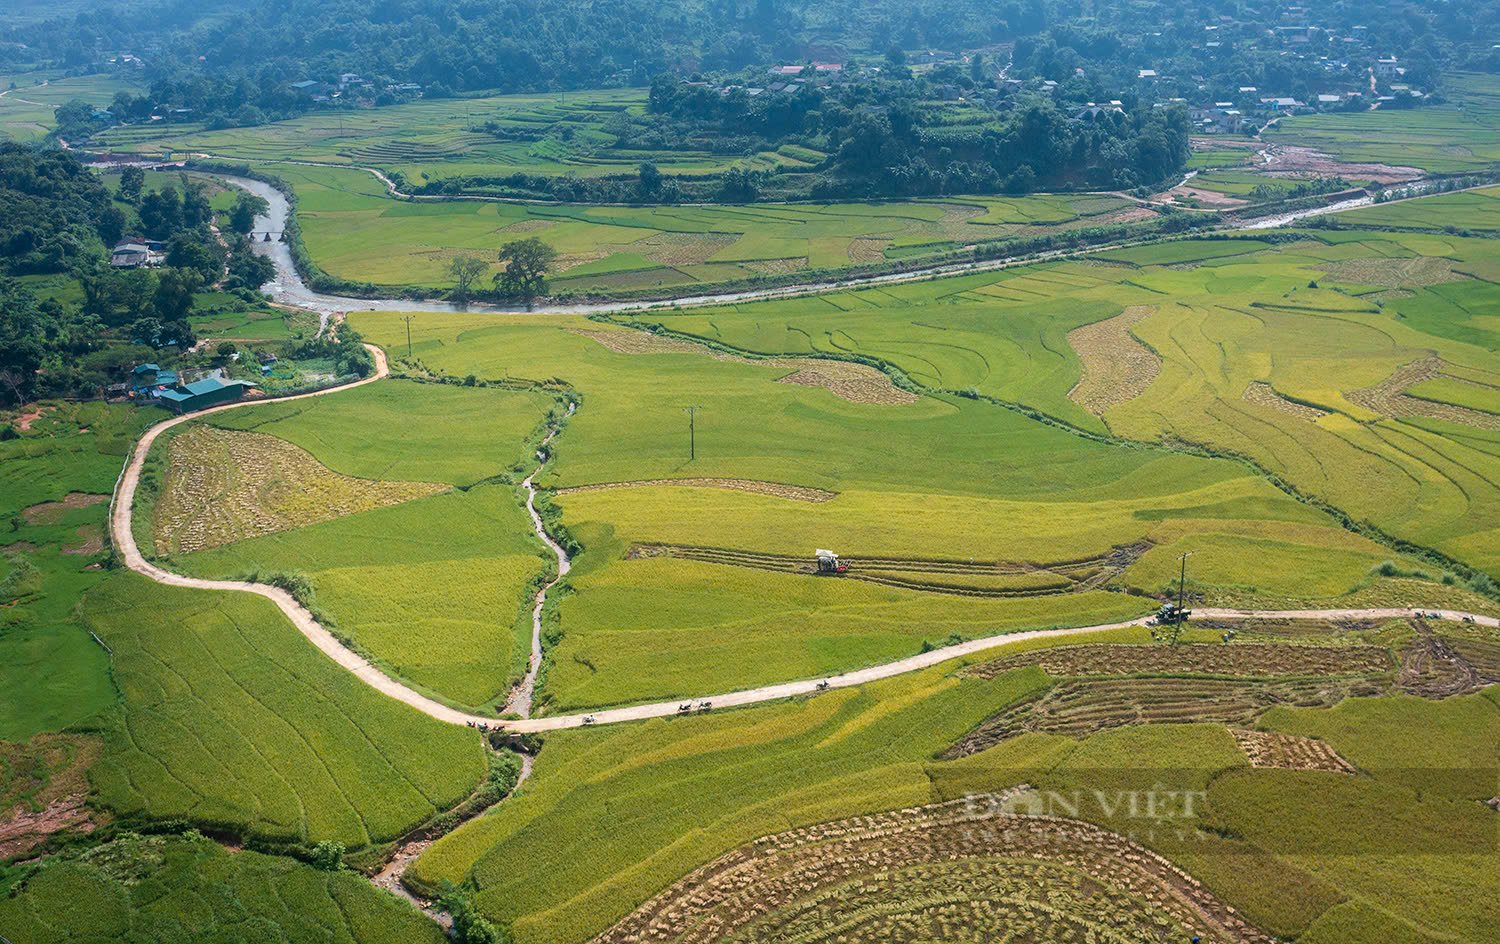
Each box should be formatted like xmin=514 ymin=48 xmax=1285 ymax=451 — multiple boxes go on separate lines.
xmin=505 ymin=405 xmax=575 ymax=718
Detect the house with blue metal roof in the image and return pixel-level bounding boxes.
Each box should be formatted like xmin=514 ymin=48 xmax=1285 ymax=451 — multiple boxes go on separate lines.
xmin=156 ymin=377 xmax=259 ymax=413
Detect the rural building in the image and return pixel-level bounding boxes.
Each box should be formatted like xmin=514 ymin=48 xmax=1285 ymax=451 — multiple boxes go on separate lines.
xmin=1374 ymin=57 xmax=1402 ymax=78
xmin=110 ymin=238 xmax=165 ymax=268
xmin=130 ymin=363 xmax=178 ymax=394
xmin=156 ymin=377 xmax=259 ymax=413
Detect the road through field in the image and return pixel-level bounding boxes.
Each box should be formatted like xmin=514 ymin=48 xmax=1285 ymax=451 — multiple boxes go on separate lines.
xmin=223 ymin=174 xmax=1394 ymax=319
xmin=110 ymin=373 xmax=1500 ymax=735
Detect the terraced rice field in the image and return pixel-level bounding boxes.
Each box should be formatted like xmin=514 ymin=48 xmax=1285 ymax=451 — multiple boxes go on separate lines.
xmin=349 ymin=310 xmax=1425 ymax=710
xmin=153 ymin=425 xmax=448 ymax=554
xmin=644 ymin=228 xmax=1500 ymax=579
xmin=81 ymin=572 xmax=485 ymax=847
xmin=0 ymin=833 xmax=445 ymax=944
xmin=594 ymin=799 xmax=1270 ymax=944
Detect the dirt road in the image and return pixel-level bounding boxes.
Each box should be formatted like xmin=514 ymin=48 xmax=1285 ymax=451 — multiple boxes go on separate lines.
xmin=109 ymin=344 xmax=1500 ymax=736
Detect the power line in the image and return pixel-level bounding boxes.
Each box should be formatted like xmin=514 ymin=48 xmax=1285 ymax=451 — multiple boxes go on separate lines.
xmin=401 ymin=315 xmax=415 ymax=357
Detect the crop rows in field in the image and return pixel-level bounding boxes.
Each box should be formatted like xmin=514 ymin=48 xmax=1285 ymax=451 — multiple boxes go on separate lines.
xmin=0 ymin=833 xmax=446 ymax=944
xmin=153 ymin=425 xmax=448 ymax=555
xmin=946 ymin=675 xmax=1388 ymax=758
xmin=627 ymin=541 xmax=1147 ymax=597
xmin=1349 ymin=355 xmax=1500 ymax=431
xmin=1397 ymin=620 xmax=1500 ymax=698
xmin=82 ymin=574 xmax=484 ymax=847
xmin=1230 ymin=728 xmax=1354 ymax=773
xmin=1241 ymin=382 xmax=1328 ymax=421
xmin=965 ymin=642 xmax=1394 ymax=680
xmin=593 ymin=798 xmax=1270 ymax=944
xmin=1065 ymin=305 xmax=1161 ymax=415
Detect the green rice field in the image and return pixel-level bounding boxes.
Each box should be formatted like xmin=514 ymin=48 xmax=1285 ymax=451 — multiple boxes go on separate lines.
xmin=273 ymin=162 xmax=1141 ymax=294
xmin=1267 ymin=72 xmax=1500 ymax=173
xmin=90 ymin=87 xmax=805 ymax=181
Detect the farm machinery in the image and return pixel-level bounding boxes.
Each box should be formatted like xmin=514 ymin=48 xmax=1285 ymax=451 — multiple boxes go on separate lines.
xmin=815 ymin=549 xmax=850 ymax=575
xmin=1148 ymin=602 xmax=1191 ymax=627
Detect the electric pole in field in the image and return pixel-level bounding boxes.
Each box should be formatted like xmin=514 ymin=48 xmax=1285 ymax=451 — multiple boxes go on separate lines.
xmin=1176 ymin=551 xmax=1192 ymax=626
xmin=682 ymin=405 xmax=702 ymax=461
xmin=401 ymin=315 xmax=415 ymax=357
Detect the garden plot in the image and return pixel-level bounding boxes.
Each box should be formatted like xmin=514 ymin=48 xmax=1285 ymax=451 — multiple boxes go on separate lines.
xmin=1230 ymin=729 xmax=1354 ymax=773
xmin=593 ymin=798 xmax=1270 ymax=944
xmin=153 ymin=425 xmax=448 ymax=555
xmin=1065 ymin=305 xmax=1161 ymax=415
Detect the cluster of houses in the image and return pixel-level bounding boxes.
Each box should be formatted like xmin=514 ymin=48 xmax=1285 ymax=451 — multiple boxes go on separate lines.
xmin=288 ymin=75 xmax=422 ymax=103
xmin=121 ymin=364 xmax=259 ymax=413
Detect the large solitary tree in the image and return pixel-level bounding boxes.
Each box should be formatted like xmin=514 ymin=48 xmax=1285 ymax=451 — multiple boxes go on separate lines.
xmin=447 ymin=254 xmax=489 ymax=305
xmin=494 ymin=237 xmax=557 ymax=308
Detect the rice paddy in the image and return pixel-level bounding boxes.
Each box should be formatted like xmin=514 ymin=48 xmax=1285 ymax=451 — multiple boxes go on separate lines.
xmin=271 ymin=163 xmax=1141 ymax=294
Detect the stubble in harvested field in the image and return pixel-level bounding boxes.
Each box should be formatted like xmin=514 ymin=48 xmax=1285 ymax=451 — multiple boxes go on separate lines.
xmin=570 ymin=325 xmax=917 ymax=405
xmin=1348 ymin=355 xmax=1500 ymax=431
xmin=1241 ymin=382 xmax=1328 ymax=421
xmin=1066 ymin=306 xmax=1161 ymax=415
xmin=963 ymin=642 xmax=1394 ymax=681
xmin=1230 ymin=729 xmax=1354 ymax=773
xmin=0 ymin=733 xmax=101 ymax=859
xmin=153 ymin=425 xmax=448 ymax=555
xmin=1321 ymin=256 xmax=1466 ymax=289
xmin=945 ymin=675 xmax=1387 ymax=759
xmin=592 ymin=798 xmax=1271 ymax=944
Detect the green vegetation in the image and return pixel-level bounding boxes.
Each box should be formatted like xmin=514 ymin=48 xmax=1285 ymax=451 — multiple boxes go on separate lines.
xmin=409 ymin=624 xmax=1500 ymax=944
xmin=259 ymin=162 xmax=1141 ymax=296
xmin=632 ymin=228 xmax=1500 ymax=581
xmin=0 ymin=832 xmax=446 ymax=943
xmin=0 ymin=403 xmax=153 ymax=740
xmin=82 ymin=571 xmax=485 ymax=847
xmin=1268 ymin=73 xmax=1500 ymax=174
xmin=347 ymin=311 xmax=1444 ymax=711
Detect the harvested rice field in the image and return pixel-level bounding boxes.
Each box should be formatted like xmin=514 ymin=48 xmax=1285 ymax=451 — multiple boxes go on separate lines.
xmin=152 ymin=425 xmax=448 ymax=554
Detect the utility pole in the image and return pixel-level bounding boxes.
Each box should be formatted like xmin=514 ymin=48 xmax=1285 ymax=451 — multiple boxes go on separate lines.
xmin=682 ymin=405 xmax=701 ymax=461
xmin=1176 ymin=552 xmax=1192 ymax=626
xmin=401 ymin=315 xmax=415 ymax=357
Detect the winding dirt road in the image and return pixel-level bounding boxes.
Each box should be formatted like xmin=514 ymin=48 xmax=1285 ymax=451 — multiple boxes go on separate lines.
xmin=109 ymin=366 xmax=1499 ymax=735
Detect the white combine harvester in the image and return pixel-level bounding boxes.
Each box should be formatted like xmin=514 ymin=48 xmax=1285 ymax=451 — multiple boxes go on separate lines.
xmin=815 ymin=549 xmax=849 ymax=574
